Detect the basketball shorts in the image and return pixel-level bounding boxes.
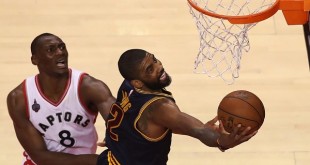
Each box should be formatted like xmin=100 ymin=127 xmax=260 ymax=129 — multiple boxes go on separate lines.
xmin=97 ymin=150 xmax=109 ymax=165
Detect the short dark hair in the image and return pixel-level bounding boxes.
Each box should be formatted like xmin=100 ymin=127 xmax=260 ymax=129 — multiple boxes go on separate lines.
xmin=30 ymin=33 xmax=56 ymax=55
xmin=118 ymin=49 xmax=147 ymax=80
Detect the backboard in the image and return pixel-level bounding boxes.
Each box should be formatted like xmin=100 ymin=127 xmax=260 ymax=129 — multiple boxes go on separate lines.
xmin=303 ymin=14 xmax=310 ymax=70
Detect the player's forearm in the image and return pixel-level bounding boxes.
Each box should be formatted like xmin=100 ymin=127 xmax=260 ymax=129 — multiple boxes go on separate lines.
xmin=172 ymin=112 xmax=220 ymax=147
xmin=32 ymin=151 xmax=98 ymax=165
xmin=194 ymin=127 xmax=220 ymax=147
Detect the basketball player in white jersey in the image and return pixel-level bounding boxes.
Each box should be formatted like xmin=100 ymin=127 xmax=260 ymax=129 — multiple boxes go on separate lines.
xmin=7 ymin=33 xmax=115 ymax=165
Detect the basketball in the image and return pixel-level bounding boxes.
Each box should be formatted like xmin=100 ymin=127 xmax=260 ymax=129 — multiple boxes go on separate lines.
xmin=217 ymin=90 xmax=265 ymax=135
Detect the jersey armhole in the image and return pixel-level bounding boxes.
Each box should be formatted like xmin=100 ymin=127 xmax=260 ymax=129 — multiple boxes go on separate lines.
xmin=22 ymin=79 xmax=30 ymax=119
xmin=134 ymin=97 xmax=170 ymax=142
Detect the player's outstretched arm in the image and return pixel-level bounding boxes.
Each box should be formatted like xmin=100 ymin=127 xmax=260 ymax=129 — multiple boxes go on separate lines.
xmin=146 ymin=98 xmax=220 ymax=147
xmin=7 ymin=84 xmax=98 ymax=165
xmin=147 ymin=98 xmax=256 ymax=151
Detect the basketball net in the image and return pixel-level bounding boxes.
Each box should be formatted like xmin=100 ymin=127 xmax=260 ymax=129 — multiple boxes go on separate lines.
xmin=188 ymin=0 xmax=277 ymax=84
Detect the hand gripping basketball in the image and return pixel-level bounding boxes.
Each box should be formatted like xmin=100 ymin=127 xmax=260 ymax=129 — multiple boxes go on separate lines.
xmin=216 ymin=124 xmax=257 ymax=152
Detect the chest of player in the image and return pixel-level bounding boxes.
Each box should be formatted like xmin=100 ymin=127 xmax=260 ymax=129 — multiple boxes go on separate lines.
xmin=27 ymin=95 xmax=94 ymax=134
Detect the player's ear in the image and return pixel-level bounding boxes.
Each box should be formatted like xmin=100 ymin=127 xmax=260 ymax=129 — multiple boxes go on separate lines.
xmin=31 ymin=55 xmax=38 ymax=65
xmin=130 ymin=80 xmax=144 ymax=89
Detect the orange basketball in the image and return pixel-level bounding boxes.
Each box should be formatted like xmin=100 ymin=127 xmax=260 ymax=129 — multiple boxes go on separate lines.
xmin=217 ymin=90 xmax=265 ymax=135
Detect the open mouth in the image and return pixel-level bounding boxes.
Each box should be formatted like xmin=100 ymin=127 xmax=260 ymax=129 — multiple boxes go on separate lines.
xmin=56 ymin=58 xmax=67 ymax=68
xmin=160 ymin=71 xmax=167 ymax=81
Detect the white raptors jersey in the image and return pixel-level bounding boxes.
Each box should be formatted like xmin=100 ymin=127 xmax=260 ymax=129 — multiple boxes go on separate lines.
xmin=22 ymin=69 xmax=98 ymax=164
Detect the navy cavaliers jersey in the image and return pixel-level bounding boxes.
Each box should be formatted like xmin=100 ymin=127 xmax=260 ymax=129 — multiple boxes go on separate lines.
xmin=104 ymin=80 xmax=174 ymax=165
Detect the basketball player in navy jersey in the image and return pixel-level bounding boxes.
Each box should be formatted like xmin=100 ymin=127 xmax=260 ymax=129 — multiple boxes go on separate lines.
xmin=7 ymin=33 xmax=115 ymax=165
xmin=97 ymin=49 xmax=257 ymax=165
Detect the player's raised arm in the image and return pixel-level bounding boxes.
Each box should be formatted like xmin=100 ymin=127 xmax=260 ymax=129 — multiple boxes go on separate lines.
xmin=145 ymin=97 xmax=256 ymax=151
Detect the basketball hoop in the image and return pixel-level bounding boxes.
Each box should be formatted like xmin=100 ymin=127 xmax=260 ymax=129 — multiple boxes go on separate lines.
xmin=187 ymin=0 xmax=310 ymax=84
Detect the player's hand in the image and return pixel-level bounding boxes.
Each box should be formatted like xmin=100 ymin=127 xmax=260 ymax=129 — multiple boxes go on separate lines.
xmin=205 ymin=116 xmax=229 ymax=135
xmin=205 ymin=116 xmax=219 ymax=131
xmin=217 ymin=124 xmax=257 ymax=151
xmin=97 ymin=139 xmax=106 ymax=147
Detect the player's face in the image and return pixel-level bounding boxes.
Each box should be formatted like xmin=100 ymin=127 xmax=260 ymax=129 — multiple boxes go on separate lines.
xmin=32 ymin=35 xmax=69 ymax=76
xmin=138 ymin=53 xmax=172 ymax=90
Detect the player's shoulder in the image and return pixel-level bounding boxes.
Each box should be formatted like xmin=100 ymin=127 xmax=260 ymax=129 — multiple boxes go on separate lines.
xmin=80 ymin=74 xmax=104 ymax=87
xmin=149 ymin=96 xmax=176 ymax=109
xmin=7 ymin=82 xmax=26 ymax=115
xmin=79 ymin=73 xmax=112 ymax=95
xmin=7 ymin=82 xmax=24 ymax=101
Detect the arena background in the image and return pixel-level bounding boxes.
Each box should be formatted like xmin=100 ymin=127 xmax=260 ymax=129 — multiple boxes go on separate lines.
xmin=0 ymin=1 xmax=309 ymax=164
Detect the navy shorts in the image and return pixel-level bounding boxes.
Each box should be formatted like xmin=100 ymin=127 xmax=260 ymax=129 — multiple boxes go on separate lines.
xmin=97 ymin=149 xmax=109 ymax=165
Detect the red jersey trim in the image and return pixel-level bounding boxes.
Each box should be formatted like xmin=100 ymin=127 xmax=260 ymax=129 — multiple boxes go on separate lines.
xmin=34 ymin=69 xmax=72 ymax=107
xmin=23 ymin=151 xmax=36 ymax=165
xmin=22 ymin=80 xmax=30 ymax=119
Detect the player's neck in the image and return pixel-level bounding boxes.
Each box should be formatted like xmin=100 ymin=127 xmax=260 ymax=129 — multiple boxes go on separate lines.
xmin=138 ymin=86 xmax=163 ymax=93
xmin=36 ymin=72 xmax=70 ymax=101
